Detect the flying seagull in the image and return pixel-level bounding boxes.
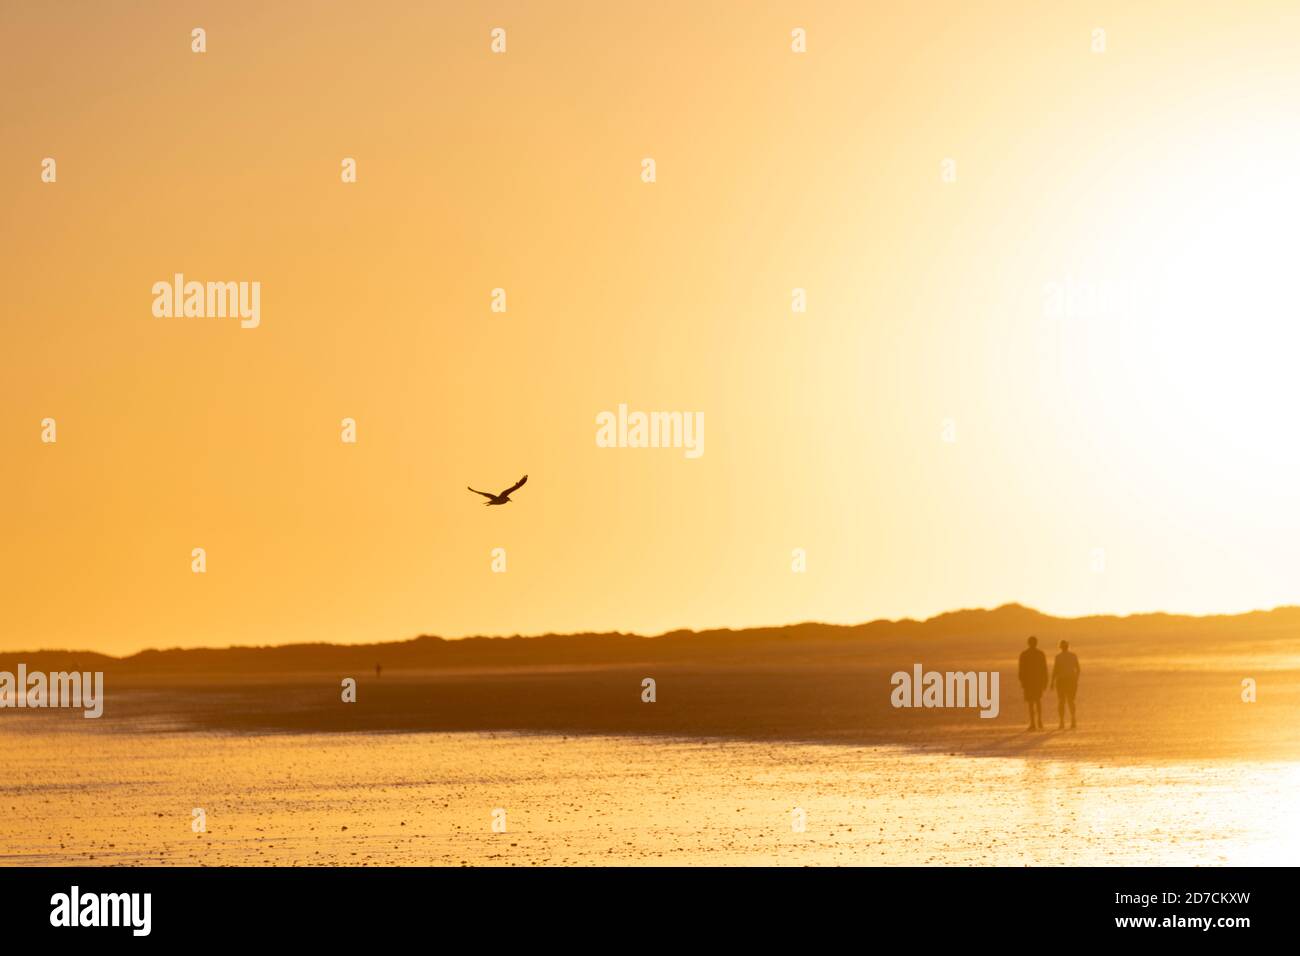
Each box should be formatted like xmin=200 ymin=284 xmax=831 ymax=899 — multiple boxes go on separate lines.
xmin=467 ymin=474 xmax=528 ymax=506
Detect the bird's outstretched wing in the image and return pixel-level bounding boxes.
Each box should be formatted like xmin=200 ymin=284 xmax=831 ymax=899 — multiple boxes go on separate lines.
xmin=467 ymin=486 xmax=495 ymax=499
xmin=499 ymin=474 xmax=528 ymax=497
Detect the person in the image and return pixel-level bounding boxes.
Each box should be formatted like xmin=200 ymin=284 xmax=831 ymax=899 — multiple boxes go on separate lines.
xmin=1018 ymin=636 xmax=1048 ymax=730
xmin=1050 ymin=640 xmax=1080 ymax=729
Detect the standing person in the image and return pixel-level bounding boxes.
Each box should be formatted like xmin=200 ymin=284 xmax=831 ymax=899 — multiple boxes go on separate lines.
xmin=1018 ymin=636 xmax=1048 ymax=730
xmin=1051 ymin=640 xmax=1080 ymax=730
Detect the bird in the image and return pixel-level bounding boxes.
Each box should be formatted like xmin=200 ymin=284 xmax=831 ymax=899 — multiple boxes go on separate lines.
xmin=467 ymin=474 xmax=528 ymax=506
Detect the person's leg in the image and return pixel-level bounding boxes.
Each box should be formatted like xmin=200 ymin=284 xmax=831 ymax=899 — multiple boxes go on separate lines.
xmin=1067 ymin=688 xmax=1077 ymax=728
xmin=1057 ymin=693 xmax=1065 ymax=729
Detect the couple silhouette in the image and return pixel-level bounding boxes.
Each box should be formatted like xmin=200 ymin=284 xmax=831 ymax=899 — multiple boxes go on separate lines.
xmin=1017 ymin=636 xmax=1079 ymax=731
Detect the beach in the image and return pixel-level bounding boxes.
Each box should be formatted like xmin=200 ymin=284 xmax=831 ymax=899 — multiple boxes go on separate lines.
xmin=2 ymin=721 xmax=1296 ymax=866
xmin=3 ymin=608 xmax=1298 ymax=866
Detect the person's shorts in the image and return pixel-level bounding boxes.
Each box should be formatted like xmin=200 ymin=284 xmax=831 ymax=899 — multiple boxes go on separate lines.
xmin=1022 ymin=686 xmax=1045 ymax=702
xmin=1056 ymin=680 xmax=1078 ymax=700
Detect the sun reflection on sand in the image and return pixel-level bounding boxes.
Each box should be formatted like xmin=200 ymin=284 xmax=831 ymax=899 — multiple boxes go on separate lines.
xmin=1 ymin=726 xmax=1295 ymax=866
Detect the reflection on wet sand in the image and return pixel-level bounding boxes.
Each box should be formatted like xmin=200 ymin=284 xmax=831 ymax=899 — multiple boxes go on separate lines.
xmin=1 ymin=727 xmax=1294 ymax=866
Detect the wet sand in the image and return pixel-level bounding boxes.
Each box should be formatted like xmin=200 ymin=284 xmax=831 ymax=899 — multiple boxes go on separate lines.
xmin=2 ymin=725 xmax=1297 ymax=866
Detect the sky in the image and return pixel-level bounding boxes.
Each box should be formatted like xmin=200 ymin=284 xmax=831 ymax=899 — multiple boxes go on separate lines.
xmin=3 ymin=1 xmax=1300 ymax=654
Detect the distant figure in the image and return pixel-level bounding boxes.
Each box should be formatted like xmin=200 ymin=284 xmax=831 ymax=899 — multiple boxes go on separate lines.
xmin=376 ymin=663 xmax=382 ymax=679
xmin=467 ymin=474 xmax=528 ymax=506
xmin=1018 ymin=636 xmax=1048 ymax=730
xmin=1051 ymin=640 xmax=1080 ymax=729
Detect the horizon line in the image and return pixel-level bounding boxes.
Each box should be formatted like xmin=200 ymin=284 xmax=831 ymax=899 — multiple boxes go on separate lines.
xmin=7 ymin=600 xmax=1299 ymax=661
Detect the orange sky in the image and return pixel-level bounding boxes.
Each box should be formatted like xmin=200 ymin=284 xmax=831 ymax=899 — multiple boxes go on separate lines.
xmin=4 ymin=1 xmax=1300 ymax=654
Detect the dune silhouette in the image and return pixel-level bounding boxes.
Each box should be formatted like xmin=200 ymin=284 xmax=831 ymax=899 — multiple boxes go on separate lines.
xmin=5 ymin=602 xmax=1297 ymax=675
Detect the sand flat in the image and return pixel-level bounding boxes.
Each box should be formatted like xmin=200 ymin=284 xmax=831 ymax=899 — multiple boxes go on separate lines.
xmin=1 ymin=724 xmax=1296 ymax=866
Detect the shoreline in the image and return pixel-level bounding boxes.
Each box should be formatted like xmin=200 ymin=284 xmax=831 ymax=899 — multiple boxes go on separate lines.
xmin=2 ymin=657 xmax=1294 ymax=764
